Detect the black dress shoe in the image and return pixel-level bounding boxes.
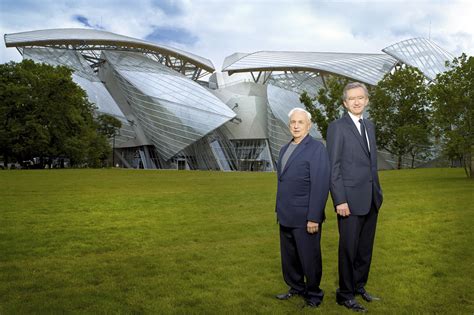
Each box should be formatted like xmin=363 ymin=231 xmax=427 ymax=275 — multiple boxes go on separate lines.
xmin=337 ymin=299 xmax=367 ymax=313
xmin=357 ymin=291 xmax=380 ymax=302
xmin=275 ymin=292 xmax=298 ymax=300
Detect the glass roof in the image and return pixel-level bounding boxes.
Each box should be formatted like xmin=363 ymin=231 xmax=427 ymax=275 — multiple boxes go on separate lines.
xmin=5 ymin=28 xmax=214 ymax=72
xmin=382 ymin=37 xmax=455 ymax=80
xmin=222 ymin=51 xmax=398 ymax=85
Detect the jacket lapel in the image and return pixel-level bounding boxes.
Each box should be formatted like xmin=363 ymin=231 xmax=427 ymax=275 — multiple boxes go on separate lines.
xmin=277 ymin=143 xmax=289 ymax=176
xmin=344 ymin=114 xmax=370 ymax=158
xmin=280 ymin=134 xmax=309 ymax=178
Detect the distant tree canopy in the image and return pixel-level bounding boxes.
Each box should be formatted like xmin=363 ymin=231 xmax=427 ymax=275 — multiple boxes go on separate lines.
xmin=97 ymin=114 xmax=122 ymax=139
xmin=0 ymin=59 xmax=112 ymax=168
xmin=369 ymin=66 xmax=432 ymax=169
xmin=430 ymin=53 xmax=474 ymax=178
xmin=299 ymin=75 xmax=349 ymax=140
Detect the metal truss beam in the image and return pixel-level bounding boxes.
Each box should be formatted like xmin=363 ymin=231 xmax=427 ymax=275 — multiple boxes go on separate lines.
xmin=17 ymin=43 xmax=210 ymax=81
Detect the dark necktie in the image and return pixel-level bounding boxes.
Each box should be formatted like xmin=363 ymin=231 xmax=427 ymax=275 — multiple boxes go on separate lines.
xmin=359 ymin=119 xmax=370 ymax=155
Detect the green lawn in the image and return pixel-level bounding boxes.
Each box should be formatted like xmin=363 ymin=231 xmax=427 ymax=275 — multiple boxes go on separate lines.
xmin=0 ymin=168 xmax=473 ymax=314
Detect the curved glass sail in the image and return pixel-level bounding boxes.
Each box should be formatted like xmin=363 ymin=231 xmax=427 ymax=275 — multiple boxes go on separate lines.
xmin=382 ymin=37 xmax=455 ymax=80
xmin=223 ymin=51 xmax=397 ymax=85
xmin=104 ymin=51 xmax=236 ymax=160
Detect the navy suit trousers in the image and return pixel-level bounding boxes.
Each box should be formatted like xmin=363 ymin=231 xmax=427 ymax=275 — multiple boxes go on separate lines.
xmin=279 ymin=224 xmax=324 ymax=303
xmin=336 ymin=203 xmax=378 ymax=302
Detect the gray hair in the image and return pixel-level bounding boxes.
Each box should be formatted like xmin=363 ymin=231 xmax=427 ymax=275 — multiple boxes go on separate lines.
xmin=288 ymin=107 xmax=312 ymax=121
xmin=343 ymin=82 xmax=369 ymax=100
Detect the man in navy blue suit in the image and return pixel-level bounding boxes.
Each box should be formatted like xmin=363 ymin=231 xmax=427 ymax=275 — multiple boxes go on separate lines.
xmin=327 ymin=82 xmax=383 ymax=313
xmin=274 ymin=107 xmax=330 ymax=308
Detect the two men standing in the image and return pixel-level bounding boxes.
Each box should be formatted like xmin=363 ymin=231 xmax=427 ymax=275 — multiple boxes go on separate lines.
xmin=275 ymin=82 xmax=383 ymax=312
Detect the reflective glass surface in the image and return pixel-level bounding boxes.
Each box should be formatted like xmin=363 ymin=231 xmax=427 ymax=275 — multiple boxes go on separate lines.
xmin=223 ymin=51 xmax=398 ymax=85
xmin=268 ymin=72 xmax=325 ymax=97
xmin=382 ymin=38 xmax=455 ymax=80
xmin=104 ymin=51 xmax=236 ymax=160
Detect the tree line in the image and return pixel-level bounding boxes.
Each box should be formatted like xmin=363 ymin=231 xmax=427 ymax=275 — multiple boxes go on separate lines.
xmin=0 ymin=60 xmax=121 ymax=169
xmin=300 ymin=53 xmax=473 ymax=178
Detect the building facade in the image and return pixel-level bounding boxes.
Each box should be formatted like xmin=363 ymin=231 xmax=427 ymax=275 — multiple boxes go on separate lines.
xmin=4 ymin=29 xmax=454 ymax=170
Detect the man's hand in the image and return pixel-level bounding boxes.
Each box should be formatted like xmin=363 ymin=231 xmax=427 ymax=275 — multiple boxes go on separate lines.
xmin=307 ymin=221 xmax=319 ymax=234
xmin=336 ymin=202 xmax=351 ymax=217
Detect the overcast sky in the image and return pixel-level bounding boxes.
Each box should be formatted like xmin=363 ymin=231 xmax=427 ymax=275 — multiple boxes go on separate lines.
xmin=1 ymin=0 xmax=473 ymax=71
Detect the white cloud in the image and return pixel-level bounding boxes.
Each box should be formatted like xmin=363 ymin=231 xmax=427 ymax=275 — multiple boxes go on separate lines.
xmin=1 ymin=0 xmax=473 ymax=70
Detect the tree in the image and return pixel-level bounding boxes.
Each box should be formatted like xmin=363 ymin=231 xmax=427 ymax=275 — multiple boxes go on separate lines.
xmin=97 ymin=114 xmax=122 ymax=138
xmin=369 ymin=66 xmax=432 ymax=169
xmin=97 ymin=114 xmax=122 ymax=166
xmin=0 ymin=60 xmax=110 ymax=168
xmin=300 ymin=76 xmax=349 ymax=140
xmin=430 ymin=53 xmax=474 ymax=178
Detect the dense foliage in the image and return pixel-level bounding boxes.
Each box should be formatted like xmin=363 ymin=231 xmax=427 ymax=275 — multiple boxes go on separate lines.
xmin=430 ymin=53 xmax=473 ymax=178
xmin=0 ymin=60 xmax=113 ymax=168
xmin=369 ymin=66 xmax=432 ymax=169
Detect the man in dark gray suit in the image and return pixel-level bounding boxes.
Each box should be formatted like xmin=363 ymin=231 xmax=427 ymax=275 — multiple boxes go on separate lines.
xmin=326 ymin=82 xmax=383 ymax=313
xmin=274 ymin=108 xmax=330 ymax=308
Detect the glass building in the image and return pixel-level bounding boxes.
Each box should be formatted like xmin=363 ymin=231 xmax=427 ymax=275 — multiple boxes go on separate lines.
xmin=4 ymin=29 xmax=455 ymax=170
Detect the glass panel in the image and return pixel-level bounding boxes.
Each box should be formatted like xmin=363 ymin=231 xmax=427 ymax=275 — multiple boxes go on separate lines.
xmin=104 ymin=51 xmax=235 ymax=160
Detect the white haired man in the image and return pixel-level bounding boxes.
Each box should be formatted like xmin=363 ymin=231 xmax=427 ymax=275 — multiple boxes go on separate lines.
xmin=275 ymin=107 xmax=330 ymax=308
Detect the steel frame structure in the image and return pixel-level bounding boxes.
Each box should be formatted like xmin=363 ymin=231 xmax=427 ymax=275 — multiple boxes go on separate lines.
xmin=5 ymin=29 xmax=213 ymax=80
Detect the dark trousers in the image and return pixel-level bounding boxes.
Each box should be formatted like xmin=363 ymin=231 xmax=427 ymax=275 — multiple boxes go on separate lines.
xmin=279 ymin=224 xmax=324 ymax=303
xmin=336 ymin=204 xmax=378 ymax=302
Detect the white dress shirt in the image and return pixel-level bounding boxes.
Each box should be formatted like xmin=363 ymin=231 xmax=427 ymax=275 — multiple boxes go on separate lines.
xmin=348 ymin=112 xmax=370 ymax=151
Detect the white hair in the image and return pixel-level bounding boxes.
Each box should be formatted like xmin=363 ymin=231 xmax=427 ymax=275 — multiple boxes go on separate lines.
xmin=288 ymin=107 xmax=312 ymax=121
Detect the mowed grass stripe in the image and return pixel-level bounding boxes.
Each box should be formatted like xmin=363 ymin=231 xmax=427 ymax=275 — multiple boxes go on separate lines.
xmin=0 ymin=168 xmax=472 ymax=314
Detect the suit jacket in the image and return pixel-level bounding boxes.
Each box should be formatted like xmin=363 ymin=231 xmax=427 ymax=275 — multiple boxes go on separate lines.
xmin=326 ymin=114 xmax=383 ymax=215
xmin=275 ymin=134 xmax=330 ymax=228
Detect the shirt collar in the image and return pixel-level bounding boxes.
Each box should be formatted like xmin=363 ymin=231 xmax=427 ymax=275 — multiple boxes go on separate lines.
xmin=348 ymin=112 xmax=363 ymax=125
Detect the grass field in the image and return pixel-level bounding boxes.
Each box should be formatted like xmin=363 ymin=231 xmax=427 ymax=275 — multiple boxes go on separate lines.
xmin=0 ymin=168 xmax=473 ymax=314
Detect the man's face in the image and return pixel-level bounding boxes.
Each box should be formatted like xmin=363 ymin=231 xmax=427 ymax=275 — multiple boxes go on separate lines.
xmin=289 ymin=111 xmax=311 ymax=142
xmin=343 ymin=87 xmax=369 ymax=117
